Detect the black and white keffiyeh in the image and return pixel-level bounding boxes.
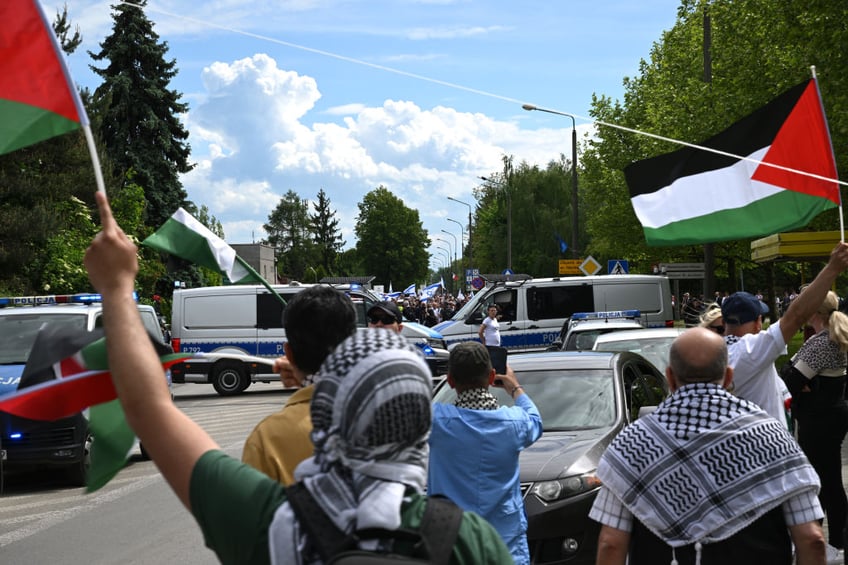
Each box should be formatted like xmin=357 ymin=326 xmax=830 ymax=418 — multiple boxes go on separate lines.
xmin=597 ymin=382 xmax=819 ymax=547
xmin=455 ymin=388 xmax=499 ymax=410
xmin=268 ymin=329 xmax=433 ymax=564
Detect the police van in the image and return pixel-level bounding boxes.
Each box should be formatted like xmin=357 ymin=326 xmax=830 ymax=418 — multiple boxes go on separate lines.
xmin=434 ymin=274 xmax=673 ymax=352
xmin=170 ymin=283 xmax=449 ymax=395
xmin=0 ymin=293 xmax=168 ymax=486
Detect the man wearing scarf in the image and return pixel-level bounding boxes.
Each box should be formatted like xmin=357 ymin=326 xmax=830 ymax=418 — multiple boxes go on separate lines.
xmin=83 ymin=192 xmax=512 ymax=565
xmin=428 ymin=341 xmax=543 ymax=564
xmin=589 ymin=327 xmax=825 ymax=565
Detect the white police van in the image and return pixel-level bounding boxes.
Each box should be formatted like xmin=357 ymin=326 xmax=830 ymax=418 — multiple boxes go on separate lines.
xmin=170 ymin=283 xmax=449 ymax=395
xmin=434 ymin=274 xmax=673 ymax=352
xmin=0 ymin=293 xmax=168 ymax=486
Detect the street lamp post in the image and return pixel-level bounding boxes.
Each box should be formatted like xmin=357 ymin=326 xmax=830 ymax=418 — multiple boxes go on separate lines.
xmin=447 ymin=196 xmax=473 ymax=269
xmin=441 ymin=229 xmax=458 ymax=267
xmin=435 ymin=248 xmax=451 ymax=283
xmin=480 ymin=175 xmax=511 ymax=271
xmin=522 ymin=104 xmax=579 ymax=258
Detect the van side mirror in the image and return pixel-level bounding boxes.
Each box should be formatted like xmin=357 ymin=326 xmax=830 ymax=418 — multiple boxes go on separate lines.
xmin=466 ymin=311 xmax=483 ymax=325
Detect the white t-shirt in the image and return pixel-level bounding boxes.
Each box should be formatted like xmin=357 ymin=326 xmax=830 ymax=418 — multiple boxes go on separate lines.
xmin=481 ymin=316 xmax=500 ymax=346
xmin=726 ymin=322 xmax=787 ymax=425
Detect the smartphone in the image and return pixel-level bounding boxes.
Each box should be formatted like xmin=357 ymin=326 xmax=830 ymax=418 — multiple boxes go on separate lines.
xmin=487 ymin=346 xmax=508 ymax=375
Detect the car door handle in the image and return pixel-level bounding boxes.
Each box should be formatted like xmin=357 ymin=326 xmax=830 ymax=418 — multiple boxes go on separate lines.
xmin=505 ymin=326 xmax=520 ymax=331
xmin=527 ymin=325 xmax=539 ymax=329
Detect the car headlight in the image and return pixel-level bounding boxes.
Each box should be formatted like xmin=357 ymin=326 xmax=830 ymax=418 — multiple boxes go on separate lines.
xmin=531 ymin=472 xmax=602 ymax=503
xmin=427 ymin=337 xmax=447 ymax=350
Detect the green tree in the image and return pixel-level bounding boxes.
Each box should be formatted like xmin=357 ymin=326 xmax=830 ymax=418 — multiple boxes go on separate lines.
xmin=89 ymin=0 xmax=192 ymax=228
xmin=474 ymin=157 xmax=573 ymax=277
xmin=310 ymin=188 xmax=345 ymax=274
xmin=355 ymin=186 xmax=429 ymax=287
xmin=264 ymin=190 xmax=316 ymax=280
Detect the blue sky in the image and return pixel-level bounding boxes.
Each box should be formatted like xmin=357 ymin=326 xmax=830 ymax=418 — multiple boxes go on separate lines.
xmin=45 ymin=0 xmax=681 ymax=270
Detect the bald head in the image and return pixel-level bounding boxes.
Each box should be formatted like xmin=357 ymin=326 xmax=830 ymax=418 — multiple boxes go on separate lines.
xmin=667 ymin=327 xmax=731 ymax=390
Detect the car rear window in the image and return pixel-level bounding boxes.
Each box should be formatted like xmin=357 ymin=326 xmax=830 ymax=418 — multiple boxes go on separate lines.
xmin=433 ymin=368 xmax=616 ymax=431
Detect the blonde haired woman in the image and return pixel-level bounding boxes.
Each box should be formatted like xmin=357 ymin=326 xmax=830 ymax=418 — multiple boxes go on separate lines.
xmin=784 ymin=290 xmax=848 ymax=550
xmin=699 ymin=303 xmax=724 ymax=335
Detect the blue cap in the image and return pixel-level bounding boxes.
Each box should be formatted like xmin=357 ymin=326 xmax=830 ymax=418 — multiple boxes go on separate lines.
xmin=721 ymin=292 xmax=769 ymax=325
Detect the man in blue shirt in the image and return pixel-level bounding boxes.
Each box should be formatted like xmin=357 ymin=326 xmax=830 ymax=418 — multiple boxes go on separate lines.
xmin=429 ymin=341 xmax=543 ymax=564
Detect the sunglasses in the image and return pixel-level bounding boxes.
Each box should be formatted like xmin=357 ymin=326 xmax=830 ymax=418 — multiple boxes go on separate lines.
xmin=368 ymin=314 xmax=397 ymax=325
xmin=708 ymin=324 xmax=725 ymax=334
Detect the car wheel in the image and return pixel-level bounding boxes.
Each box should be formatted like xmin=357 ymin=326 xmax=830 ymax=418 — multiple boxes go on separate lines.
xmin=211 ymin=360 xmax=247 ymax=396
xmin=66 ymin=433 xmax=92 ymax=487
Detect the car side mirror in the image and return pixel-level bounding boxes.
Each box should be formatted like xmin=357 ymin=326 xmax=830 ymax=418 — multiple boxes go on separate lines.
xmin=466 ymin=312 xmax=483 ymax=325
xmin=637 ymin=406 xmax=657 ymax=419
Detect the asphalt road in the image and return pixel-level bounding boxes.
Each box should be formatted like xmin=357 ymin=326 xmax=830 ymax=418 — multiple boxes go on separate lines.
xmin=0 ymin=382 xmax=288 ymax=565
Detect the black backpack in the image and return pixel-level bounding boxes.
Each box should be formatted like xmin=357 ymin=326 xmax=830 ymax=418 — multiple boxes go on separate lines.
xmin=286 ymin=482 xmax=463 ymax=564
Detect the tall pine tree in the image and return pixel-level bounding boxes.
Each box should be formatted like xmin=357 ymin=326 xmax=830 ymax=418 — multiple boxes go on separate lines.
xmin=310 ymin=188 xmax=345 ymax=274
xmin=89 ymin=0 xmax=192 ymax=228
xmin=264 ymin=190 xmax=316 ymax=281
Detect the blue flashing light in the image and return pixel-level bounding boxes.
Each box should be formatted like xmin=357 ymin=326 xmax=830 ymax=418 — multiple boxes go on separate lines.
xmin=9 ymin=432 xmax=22 ymax=440
xmin=0 ymin=291 xmax=139 ymax=308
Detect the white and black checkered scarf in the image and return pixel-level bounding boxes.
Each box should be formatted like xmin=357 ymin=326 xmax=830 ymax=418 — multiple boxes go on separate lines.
xmin=268 ymin=329 xmax=433 ymax=564
xmin=597 ymin=382 xmax=819 ymax=547
xmin=455 ymin=388 xmax=499 ymax=410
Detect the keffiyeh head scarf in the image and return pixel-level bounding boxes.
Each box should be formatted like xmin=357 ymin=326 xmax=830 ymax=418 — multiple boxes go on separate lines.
xmin=269 ymin=329 xmax=433 ymax=564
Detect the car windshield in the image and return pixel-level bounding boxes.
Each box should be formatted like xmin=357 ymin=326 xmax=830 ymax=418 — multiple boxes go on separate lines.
xmin=433 ymin=368 xmax=616 ymax=431
xmin=0 ymin=313 xmax=88 ymax=364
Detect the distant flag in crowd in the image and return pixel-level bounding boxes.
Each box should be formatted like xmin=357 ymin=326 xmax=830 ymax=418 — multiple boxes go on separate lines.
xmin=457 ymin=290 xmax=465 ymax=301
xmin=555 ymin=233 xmax=569 ymax=254
xmin=403 ymin=283 xmax=416 ymax=295
xmin=421 ymin=282 xmax=442 ymax=300
xmin=452 ymin=272 xmax=459 ymax=281
xmin=0 ymin=325 xmax=190 ymax=492
xmin=626 ymin=79 xmax=840 ymax=246
xmin=389 ymin=282 xmax=393 ymax=294
xmin=440 ymin=276 xmax=445 ymax=289
xmin=0 ymin=1 xmax=107 ymax=192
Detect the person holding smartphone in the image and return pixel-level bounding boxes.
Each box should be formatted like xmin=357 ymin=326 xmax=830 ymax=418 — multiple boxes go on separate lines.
xmin=429 ymin=341 xmax=543 ymax=564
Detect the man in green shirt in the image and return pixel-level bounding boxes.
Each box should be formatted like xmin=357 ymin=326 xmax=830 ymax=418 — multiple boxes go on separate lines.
xmin=84 ymin=191 xmax=511 ymax=564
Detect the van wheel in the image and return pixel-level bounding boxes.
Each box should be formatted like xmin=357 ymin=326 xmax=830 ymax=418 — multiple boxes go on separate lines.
xmin=211 ymin=361 xmax=247 ymax=396
xmin=66 ymin=432 xmax=92 ymax=487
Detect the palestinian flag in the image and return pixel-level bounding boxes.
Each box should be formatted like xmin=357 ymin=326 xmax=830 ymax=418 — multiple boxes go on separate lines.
xmin=142 ymin=208 xmax=263 ymax=284
xmin=0 ymin=1 xmax=89 ymax=155
xmin=0 ymin=325 xmax=190 ymax=492
xmin=625 ymin=79 xmax=839 ymax=246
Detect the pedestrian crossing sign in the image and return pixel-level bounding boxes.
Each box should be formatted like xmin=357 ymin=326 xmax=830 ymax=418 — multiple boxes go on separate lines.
xmin=608 ymin=260 xmax=629 ymax=274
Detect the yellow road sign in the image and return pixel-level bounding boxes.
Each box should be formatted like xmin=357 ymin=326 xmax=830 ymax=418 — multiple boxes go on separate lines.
xmin=559 ymin=259 xmax=581 ymax=275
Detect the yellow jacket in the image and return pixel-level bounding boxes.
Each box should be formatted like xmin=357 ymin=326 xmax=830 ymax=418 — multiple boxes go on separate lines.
xmin=241 ymin=385 xmax=314 ymax=485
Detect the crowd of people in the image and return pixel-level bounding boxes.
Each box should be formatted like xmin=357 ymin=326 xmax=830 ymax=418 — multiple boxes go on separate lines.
xmin=393 ymin=293 xmax=468 ymax=327
xmin=680 ymin=288 xmax=805 ymax=326
xmin=83 ymin=189 xmax=848 ymax=564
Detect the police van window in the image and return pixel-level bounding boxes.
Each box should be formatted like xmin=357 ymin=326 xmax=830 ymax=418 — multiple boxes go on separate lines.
xmin=490 ymin=290 xmax=517 ymax=322
xmin=527 ymin=285 xmax=593 ymax=320
xmin=257 ymin=293 xmax=286 ymax=329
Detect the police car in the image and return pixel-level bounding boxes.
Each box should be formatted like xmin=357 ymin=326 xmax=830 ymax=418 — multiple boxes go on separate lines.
xmin=554 ymin=310 xmax=645 ymax=351
xmin=0 ymin=293 xmax=168 ymax=486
